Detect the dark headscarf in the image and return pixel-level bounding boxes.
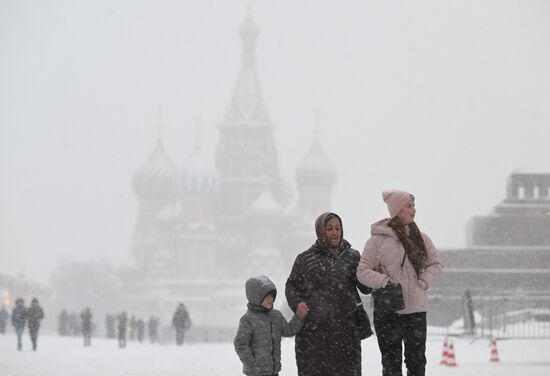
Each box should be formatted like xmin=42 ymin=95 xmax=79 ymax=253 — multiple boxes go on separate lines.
xmin=313 ymin=211 xmax=346 ymax=252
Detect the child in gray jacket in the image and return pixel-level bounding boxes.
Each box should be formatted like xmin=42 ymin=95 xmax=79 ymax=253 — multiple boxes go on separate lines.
xmin=234 ymin=275 xmax=309 ymax=376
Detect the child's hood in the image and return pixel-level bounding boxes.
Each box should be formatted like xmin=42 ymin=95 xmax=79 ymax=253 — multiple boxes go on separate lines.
xmin=245 ymin=275 xmax=277 ymax=306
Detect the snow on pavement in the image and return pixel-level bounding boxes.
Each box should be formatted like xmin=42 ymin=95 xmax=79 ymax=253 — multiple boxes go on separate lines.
xmin=1 ymin=333 xmax=549 ymax=375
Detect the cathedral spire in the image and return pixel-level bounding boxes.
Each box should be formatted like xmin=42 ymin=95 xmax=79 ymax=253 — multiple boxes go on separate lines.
xmin=216 ymin=14 xmax=285 ymax=217
xmin=224 ymin=12 xmax=269 ymax=123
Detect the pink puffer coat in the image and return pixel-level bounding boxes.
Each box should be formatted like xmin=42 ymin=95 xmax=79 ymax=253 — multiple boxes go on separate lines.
xmin=357 ymin=219 xmax=443 ymax=314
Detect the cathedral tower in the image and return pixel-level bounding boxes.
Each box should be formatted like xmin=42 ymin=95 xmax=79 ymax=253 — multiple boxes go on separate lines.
xmin=215 ymin=14 xmax=285 ymax=218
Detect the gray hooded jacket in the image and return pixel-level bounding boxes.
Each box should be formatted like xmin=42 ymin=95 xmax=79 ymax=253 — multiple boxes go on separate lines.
xmin=234 ymin=275 xmax=303 ymax=376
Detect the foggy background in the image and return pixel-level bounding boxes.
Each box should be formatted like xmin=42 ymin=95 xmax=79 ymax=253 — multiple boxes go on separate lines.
xmin=1 ymin=0 xmax=549 ymax=283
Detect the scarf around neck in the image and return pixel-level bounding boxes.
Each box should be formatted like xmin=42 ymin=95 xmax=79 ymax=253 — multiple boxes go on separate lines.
xmin=388 ymin=217 xmax=427 ymax=275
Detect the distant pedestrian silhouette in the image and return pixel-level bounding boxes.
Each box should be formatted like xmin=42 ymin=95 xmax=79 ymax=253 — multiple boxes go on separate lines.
xmin=26 ymin=298 xmax=44 ymax=351
xmin=172 ymin=303 xmax=191 ymax=345
xmin=0 ymin=306 xmax=8 ymax=334
xmin=11 ymin=298 xmax=26 ymax=351
xmin=118 ymin=311 xmax=128 ymax=348
xmin=147 ymin=315 xmax=159 ymax=344
xmin=136 ymin=318 xmax=145 ymax=342
xmin=81 ymin=307 xmax=93 ymax=347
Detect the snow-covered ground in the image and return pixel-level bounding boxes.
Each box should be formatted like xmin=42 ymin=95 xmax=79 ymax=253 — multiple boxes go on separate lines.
xmin=1 ymin=332 xmax=549 ymax=375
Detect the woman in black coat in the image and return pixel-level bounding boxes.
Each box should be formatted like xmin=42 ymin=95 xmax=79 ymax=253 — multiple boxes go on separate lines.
xmin=286 ymin=212 xmax=372 ymax=376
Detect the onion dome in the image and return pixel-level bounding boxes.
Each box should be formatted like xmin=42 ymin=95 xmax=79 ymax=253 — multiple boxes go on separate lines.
xmin=239 ymin=13 xmax=260 ymax=40
xmin=179 ymin=145 xmax=218 ymax=194
xmin=132 ymin=139 xmax=177 ymax=200
xmin=296 ymin=132 xmax=337 ymax=186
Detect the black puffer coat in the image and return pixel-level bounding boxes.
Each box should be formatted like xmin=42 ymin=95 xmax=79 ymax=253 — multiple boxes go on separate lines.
xmin=11 ymin=303 xmax=26 ymax=330
xmin=286 ymin=212 xmax=371 ymax=376
xmin=26 ymin=301 xmax=44 ymax=334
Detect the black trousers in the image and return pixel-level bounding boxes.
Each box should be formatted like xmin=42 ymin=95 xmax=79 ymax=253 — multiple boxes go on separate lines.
xmin=29 ymin=328 xmax=39 ymax=350
xmin=373 ymin=311 xmax=427 ymax=376
xmin=15 ymin=327 xmax=24 ymax=350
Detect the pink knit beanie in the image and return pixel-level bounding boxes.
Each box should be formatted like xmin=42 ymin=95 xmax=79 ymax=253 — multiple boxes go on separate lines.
xmin=382 ymin=190 xmax=414 ymax=218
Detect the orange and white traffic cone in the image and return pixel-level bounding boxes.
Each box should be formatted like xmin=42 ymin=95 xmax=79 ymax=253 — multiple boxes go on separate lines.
xmin=439 ymin=339 xmax=449 ymax=365
xmin=490 ymin=338 xmax=500 ymax=362
xmin=446 ymin=340 xmax=458 ymax=367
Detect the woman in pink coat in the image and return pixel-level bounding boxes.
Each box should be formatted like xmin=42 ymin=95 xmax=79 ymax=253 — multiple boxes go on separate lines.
xmin=357 ymin=190 xmax=443 ymax=376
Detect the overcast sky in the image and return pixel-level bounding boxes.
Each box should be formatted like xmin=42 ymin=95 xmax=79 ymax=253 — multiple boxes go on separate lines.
xmin=1 ymin=0 xmax=549 ymax=283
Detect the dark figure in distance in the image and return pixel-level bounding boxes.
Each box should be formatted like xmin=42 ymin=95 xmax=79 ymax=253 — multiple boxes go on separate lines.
xmin=0 ymin=306 xmax=8 ymax=334
xmin=118 ymin=311 xmax=128 ymax=348
xmin=26 ymin=297 xmax=44 ymax=351
xmin=172 ymin=303 xmax=191 ymax=345
xmin=11 ymin=298 xmax=26 ymax=351
xmin=147 ymin=315 xmax=159 ymax=344
xmin=81 ymin=307 xmax=93 ymax=347
xmin=136 ymin=318 xmax=145 ymax=343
